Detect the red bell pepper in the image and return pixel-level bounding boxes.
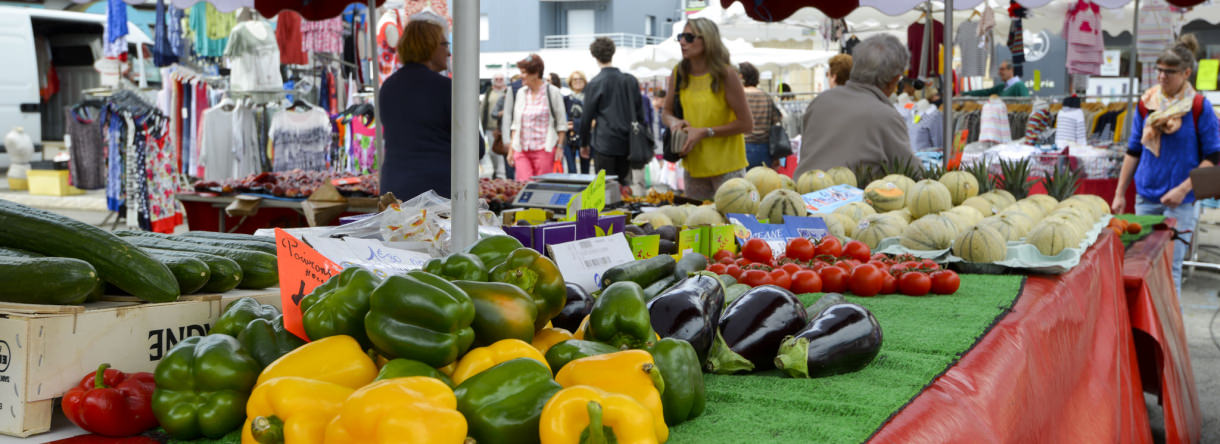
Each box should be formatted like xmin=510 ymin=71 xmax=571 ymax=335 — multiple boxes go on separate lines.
xmin=61 ymin=363 xmax=158 ymax=437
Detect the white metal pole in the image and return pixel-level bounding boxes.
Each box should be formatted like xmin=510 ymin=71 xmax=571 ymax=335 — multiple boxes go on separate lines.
xmin=943 ymin=0 xmax=954 ymax=168
xmin=451 ymin=0 xmax=479 ymax=249
xmin=1126 ymin=0 xmax=1141 ymax=139
xmin=371 ymin=0 xmax=383 ymax=188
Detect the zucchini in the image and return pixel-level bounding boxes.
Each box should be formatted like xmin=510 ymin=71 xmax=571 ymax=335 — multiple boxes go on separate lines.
xmin=0 ymin=256 xmax=98 ymax=305
xmin=0 ymin=200 xmax=178 ymax=302
xmin=119 ymin=230 xmax=277 ymax=255
xmin=144 ymin=248 xmax=242 ymax=293
xmin=147 ymin=252 xmax=211 ymax=295
xmin=600 ymin=255 xmax=676 ymax=290
xmin=673 ymin=253 xmax=709 ymax=279
xmin=642 ymin=275 xmax=679 ymax=301
xmin=117 ymin=233 xmax=277 ymax=289
xmin=0 ymin=246 xmax=40 ymax=257
xmin=180 ymin=231 xmax=276 ymax=245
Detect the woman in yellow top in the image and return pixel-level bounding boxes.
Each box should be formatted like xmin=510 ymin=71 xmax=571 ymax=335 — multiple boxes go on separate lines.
xmin=662 ymin=18 xmax=754 ymax=200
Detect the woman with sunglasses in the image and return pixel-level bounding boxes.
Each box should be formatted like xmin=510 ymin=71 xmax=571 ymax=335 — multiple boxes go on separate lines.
xmin=1114 ymin=34 xmax=1220 ymax=296
xmin=662 ymin=18 xmax=753 ymax=200
xmin=507 ymin=54 xmax=568 ymax=181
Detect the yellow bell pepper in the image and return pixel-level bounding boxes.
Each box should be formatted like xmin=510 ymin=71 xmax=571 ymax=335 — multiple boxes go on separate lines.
xmin=323 ymin=377 xmax=467 ymax=444
xmin=240 ymin=377 xmax=353 ymax=444
xmin=554 ymin=350 xmax=668 ymax=442
xmin=256 ymin=335 xmax=377 ymax=389
xmin=540 ymin=385 xmax=659 ymax=444
xmin=573 ymin=315 xmax=590 ymax=340
xmin=451 ymin=339 xmax=551 ymax=385
xmin=532 ymin=327 xmax=575 ymax=355
xmin=544 ymin=320 xmax=553 ymax=329
xmin=438 ymin=361 xmax=457 ymax=377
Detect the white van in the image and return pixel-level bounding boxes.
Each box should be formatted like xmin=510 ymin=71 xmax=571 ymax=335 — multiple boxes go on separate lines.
xmin=0 ymin=6 xmax=157 ymax=167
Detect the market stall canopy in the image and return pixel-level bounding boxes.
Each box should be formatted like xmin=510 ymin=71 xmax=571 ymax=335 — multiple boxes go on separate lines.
xmin=720 ymin=0 xmax=1208 ymax=21
xmin=71 ymin=0 xmax=383 ymax=19
xmin=622 ymin=37 xmax=835 ymax=74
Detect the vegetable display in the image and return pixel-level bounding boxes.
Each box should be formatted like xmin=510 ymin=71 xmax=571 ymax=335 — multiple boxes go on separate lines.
xmin=61 ymin=363 xmax=158 ymax=437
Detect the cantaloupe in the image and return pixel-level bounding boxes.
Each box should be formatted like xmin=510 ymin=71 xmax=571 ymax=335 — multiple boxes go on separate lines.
xmin=962 ymin=196 xmax=999 ymax=216
xmin=948 ymin=205 xmax=985 ymax=226
xmin=633 ymin=211 xmax=673 ymax=227
xmin=901 ymin=214 xmax=957 ymax=251
xmin=745 ymin=167 xmax=784 ymax=198
xmin=1025 ymin=194 xmax=1060 ymax=215
xmin=854 ymin=214 xmax=905 ymax=249
xmin=1061 ymin=196 xmax=1107 ymax=219
xmin=828 ymin=166 xmax=857 ymax=187
xmin=656 ymin=206 xmax=688 ymax=226
xmin=1027 ymin=220 xmax=1083 ymax=256
xmin=1008 ymin=200 xmax=1045 ymax=222
xmin=757 ymin=189 xmax=807 ymax=224
xmin=906 ymin=179 xmax=953 ymax=219
xmin=942 ymin=211 xmax=975 ymax=234
xmin=939 ymin=170 xmax=980 ymax=205
xmin=797 ymin=169 xmax=835 ymax=194
xmin=953 ymin=225 xmax=1008 ymax=262
xmin=989 ymin=189 xmax=1017 ymax=206
xmin=980 ymin=191 xmax=1014 ymax=211
xmin=1050 ymin=205 xmax=1096 ymax=229
xmin=979 ymin=217 xmax=1020 ymax=242
xmin=779 ymin=175 xmax=797 ymax=192
xmin=881 ymin=174 xmax=916 ymax=193
xmin=865 ymin=180 xmax=907 ymax=212
xmin=714 ymin=178 xmax=761 ymax=215
xmin=994 ymin=212 xmax=1035 ymax=239
xmin=884 ymin=208 xmax=914 ymax=224
xmin=813 ymin=212 xmax=855 ymax=239
xmin=686 ymin=205 xmax=726 ymax=226
xmin=833 ymin=202 xmax=876 ymax=224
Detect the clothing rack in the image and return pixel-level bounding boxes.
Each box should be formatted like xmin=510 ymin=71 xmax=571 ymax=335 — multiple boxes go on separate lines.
xmin=953 ymin=94 xmax=1140 ymax=102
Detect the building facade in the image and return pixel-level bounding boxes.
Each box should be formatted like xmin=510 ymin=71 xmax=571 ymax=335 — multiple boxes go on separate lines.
xmin=480 ymin=0 xmax=685 ymax=52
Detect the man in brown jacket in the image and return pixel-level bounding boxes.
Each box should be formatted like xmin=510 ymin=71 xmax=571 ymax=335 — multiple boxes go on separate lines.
xmin=795 ymin=35 xmax=918 ymax=178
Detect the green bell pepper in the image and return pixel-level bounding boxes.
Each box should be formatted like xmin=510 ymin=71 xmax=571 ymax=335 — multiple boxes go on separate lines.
xmin=151 ymin=334 xmax=260 ymax=440
xmin=454 ymin=358 xmax=563 ymax=444
xmin=649 ymin=338 xmax=706 ymax=425
xmin=464 ymin=235 xmax=525 ymax=270
xmin=211 ymin=297 xmax=279 ymax=337
xmin=299 ymin=267 xmax=381 ymax=347
xmin=453 ymin=280 xmax=538 ymax=346
xmin=488 ymin=248 xmax=566 ymax=330
xmin=424 ymin=252 xmax=489 ymax=281
xmin=375 ymin=358 xmax=455 ymax=387
xmin=543 ymin=339 xmax=620 ymax=373
xmin=364 ymin=271 xmax=476 ymax=368
xmin=236 ymin=314 xmax=306 ymax=368
xmin=587 ymin=281 xmax=656 ymax=349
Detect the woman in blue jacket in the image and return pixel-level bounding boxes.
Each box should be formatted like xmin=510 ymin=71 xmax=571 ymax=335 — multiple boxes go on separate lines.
xmin=1113 ymin=35 xmax=1220 ymax=296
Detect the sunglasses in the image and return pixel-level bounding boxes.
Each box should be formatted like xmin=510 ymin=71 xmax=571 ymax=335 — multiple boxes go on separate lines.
xmin=1155 ymin=67 xmax=1182 ymax=75
xmin=676 ymin=32 xmax=700 ymax=43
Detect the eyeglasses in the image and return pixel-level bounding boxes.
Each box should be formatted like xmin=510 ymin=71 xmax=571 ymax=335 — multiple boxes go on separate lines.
xmin=1156 ymin=67 xmax=1182 ymax=75
xmin=676 ymin=32 xmax=700 ymax=43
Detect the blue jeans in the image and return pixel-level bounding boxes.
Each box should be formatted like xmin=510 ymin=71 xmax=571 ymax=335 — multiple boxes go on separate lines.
xmin=1134 ymin=195 xmax=1199 ymax=298
xmin=745 ymin=142 xmax=770 ymax=169
xmin=564 ymin=143 xmax=591 ymax=174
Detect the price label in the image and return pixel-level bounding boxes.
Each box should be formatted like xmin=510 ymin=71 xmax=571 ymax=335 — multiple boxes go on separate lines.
xmin=275 ymin=229 xmax=342 ymax=341
xmin=549 ymin=233 xmax=636 ymax=292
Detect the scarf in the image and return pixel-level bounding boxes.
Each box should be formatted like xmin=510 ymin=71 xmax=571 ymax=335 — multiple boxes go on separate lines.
xmin=1140 ymin=83 xmax=1196 ymax=157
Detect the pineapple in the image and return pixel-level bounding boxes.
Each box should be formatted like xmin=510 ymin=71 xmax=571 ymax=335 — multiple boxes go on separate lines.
xmin=922 ymin=163 xmax=947 ymax=181
xmin=1040 ymin=162 xmax=1083 ymax=202
xmin=879 ymin=155 xmax=925 ymax=181
xmin=963 ymin=161 xmax=995 ymax=193
xmin=853 ymin=161 xmax=881 ymax=189
xmin=996 ymin=157 xmax=1034 ymax=200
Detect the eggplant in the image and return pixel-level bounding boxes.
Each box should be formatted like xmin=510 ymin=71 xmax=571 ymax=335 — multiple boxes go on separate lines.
xmin=552 ymin=282 xmax=594 ymax=332
xmin=775 ymin=303 xmax=882 ymax=378
xmin=707 ymin=285 xmax=807 ymax=373
xmin=646 ymin=274 xmax=725 ymax=364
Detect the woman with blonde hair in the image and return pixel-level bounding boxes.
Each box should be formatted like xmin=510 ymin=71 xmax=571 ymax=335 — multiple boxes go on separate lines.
xmin=565 ymin=70 xmax=590 ymax=174
xmin=662 ymin=18 xmax=753 ymax=200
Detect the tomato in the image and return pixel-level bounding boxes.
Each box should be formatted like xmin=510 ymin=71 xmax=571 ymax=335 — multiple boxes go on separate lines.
xmin=871 ymin=253 xmax=889 ymax=262
xmin=814 ymin=236 xmax=843 ymax=258
xmin=818 ymin=266 xmax=849 ymax=293
xmin=741 ymin=269 xmax=774 ymax=287
xmin=898 ymin=272 xmax=932 ymax=296
xmin=713 ymin=249 xmax=735 ymax=262
xmin=769 ymin=269 xmax=792 ymax=290
xmin=790 ymin=270 xmax=822 ymax=294
xmin=743 ymin=239 xmax=773 ymax=264
xmin=707 ymin=263 xmax=727 ymax=275
xmin=835 ymin=261 xmax=855 ymax=272
xmin=780 ymin=263 xmax=803 ymax=275
xmin=848 ymin=264 xmax=884 ymax=297
xmin=842 ymin=240 xmax=872 ymax=262
xmin=880 ymin=272 xmax=898 ymax=294
xmin=785 ymin=237 xmax=815 ymax=262
xmin=736 ymin=258 xmax=753 ymax=267
xmin=725 ymin=265 xmax=744 ymax=281
xmin=930 ymin=270 xmax=961 ymax=294
xmin=921 ymin=259 xmax=941 ymax=270
xmin=718 ymin=256 xmax=735 ymax=265
xmin=810 ymin=262 xmax=828 ymax=272
xmin=889 ymin=264 xmax=908 ymax=275
xmin=867 ymin=260 xmax=889 ymax=272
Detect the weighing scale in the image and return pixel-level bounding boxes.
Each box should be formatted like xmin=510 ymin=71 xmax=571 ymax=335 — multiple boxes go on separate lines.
xmin=511 ymin=173 xmax=622 ymax=213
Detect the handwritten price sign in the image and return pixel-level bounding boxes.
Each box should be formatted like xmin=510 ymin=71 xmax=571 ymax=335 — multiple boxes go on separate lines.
xmin=275 ymin=228 xmax=342 ymax=341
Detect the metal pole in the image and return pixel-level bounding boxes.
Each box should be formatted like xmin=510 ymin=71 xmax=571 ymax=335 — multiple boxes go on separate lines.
xmin=451 ymin=0 xmax=479 ymax=249
xmin=1126 ymin=0 xmax=1141 ymax=141
xmin=370 ymin=0 xmax=383 ymax=189
xmin=943 ymin=0 xmax=954 ymax=169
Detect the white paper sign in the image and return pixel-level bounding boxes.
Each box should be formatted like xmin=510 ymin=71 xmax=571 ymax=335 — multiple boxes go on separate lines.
xmin=303 ymin=235 xmax=432 ymax=278
xmin=548 ymin=233 xmax=636 ymax=293
xmin=1101 ymin=50 xmax=1122 ymax=76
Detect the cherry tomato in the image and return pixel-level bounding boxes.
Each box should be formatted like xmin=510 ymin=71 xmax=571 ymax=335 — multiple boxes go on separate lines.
xmin=713 ymin=249 xmax=734 ymax=262
xmin=921 ymin=259 xmax=941 ymax=270
xmin=901 ymin=261 xmax=924 ymax=272
xmin=736 ymin=258 xmax=753 ymax=267
xmin=725 ymin=265 xmax=743 ymax=281
xmin=835 ymin=261 xmax=855 ymax=272
xmin=781 ymin=263 xmax=803 ymax=275
xmin=815 ymin=236 xmax=843 ymax=258
xmin=930 ymin=270 xmax=961 ymax=294
xmin=818 ymin=266 xmax=849 ymax=293
xmin=790 ymin=270 xmax=822 ymax=294
xmin=741 ymin=269 xmax=774 ymax=287
xmin=867 ymin=260 xmax=889 ymax=272
xmin=785 ymin=237 xmax=815 ymax=262
xmin=847 ymin=264 xmax=884 ymax=297
xmin=769 ymin=269 xmax=792 ymax=290
xmin=898 ymin=272 xmax=932 ymax=296
xmin=707 ymin=263 xmax=727 ymax=275
xmin=871 ymin=253 xmax=889 ymax=262
xmin=718 ymin=256 xmax=735 ymax=265
xmin=880 ymin=272 xmax=898 ymax=294
xmin=810 ymin=262 xmax=828 ymax=272
xmin=743 ymin=238 xmax=773 ymax=264
xmin=842 ymin=240 xmax=872 ymax=262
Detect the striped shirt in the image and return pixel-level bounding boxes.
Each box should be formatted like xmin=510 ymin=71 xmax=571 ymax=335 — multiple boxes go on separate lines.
xmin=745 ymin=89 xmax=773 ymax=143
xmin=520 ymin=86 xmax=551 ymax=151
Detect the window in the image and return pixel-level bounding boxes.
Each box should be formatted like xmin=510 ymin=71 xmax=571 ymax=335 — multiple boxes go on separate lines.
xmin=645 ymin=15 xmax=655 ymax=36
xmin=480 ymin=14 xmax=489 ymax=41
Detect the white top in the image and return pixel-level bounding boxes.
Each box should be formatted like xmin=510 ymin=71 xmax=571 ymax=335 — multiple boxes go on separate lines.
xmin=1055 ymin=107 xmax=1088 ymax=147
xmin=199 ymin=106 xmax=235 ymax=181
xmin=225 ymin=21 xmax=283 ymax=92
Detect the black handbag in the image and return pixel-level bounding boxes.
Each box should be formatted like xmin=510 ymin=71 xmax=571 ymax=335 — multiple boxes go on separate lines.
xmin=661 ymin=91 xmax=685 ymax=163
xmin=768 ymin=96 xmax=792 ymax=159
xmin=628 ymin=120 xmax=654 ymax=169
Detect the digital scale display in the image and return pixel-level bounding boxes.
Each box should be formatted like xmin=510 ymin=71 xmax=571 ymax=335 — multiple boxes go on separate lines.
xmin=510 ymin=174 xmax=623 ymax=214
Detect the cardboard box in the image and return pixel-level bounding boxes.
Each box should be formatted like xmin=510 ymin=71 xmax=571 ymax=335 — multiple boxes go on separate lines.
xmin=27 ymin=170 xmax=83 ymax=196
xmin=502 ymin=209 xmax=627 ymax=256
xmin=0 ymin=290 xmax=278 ymax=437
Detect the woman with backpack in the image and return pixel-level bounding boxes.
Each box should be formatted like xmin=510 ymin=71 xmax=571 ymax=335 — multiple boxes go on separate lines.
xmin=507 ymin=54 xmax=568 ymax=181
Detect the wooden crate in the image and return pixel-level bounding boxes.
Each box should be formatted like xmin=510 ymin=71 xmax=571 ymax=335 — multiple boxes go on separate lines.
xmin=0 ymin=289 xmax=280 ymax=437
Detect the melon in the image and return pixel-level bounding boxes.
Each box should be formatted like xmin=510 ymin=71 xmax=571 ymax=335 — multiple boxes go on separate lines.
xmin=948 ymin=205 xmax=985 ymax=226
xmin=797 ymin=169 xmax=835 ymax=194
xmin=994 ymin=212 xmax=1035 ymax=239
xmin=1061 ymin=195 xmax=1108 ymax=219
xmin=813 ymin=212 xmax=855 ymax=239
xmin=833 ymin=202 xmax=877 ymax=224
xmin=714 ymin=178 xmax=761 ymax=215
xmin=757 ymin=189 xmax=807 ymax=224
xmin=953 ymin=225 xmax=1008 ymax=263
xmin=864 ymin=180 xmax=907 ymax=212
xmin=656 ymin=206 xmax=688 ymax=226
xmin=939 ymin=170 xmax=980 ymax=205
xmin=1025 ymin=194 xmax=1060 ymax=215
xmin=827 ymin=166 xmax=858 ymax=187
xmin=906 ymin=179 xmax=953 ymax=219
xmin=881 ymin=174 xmax=916 ymax=193
xmin=884 ymin=208 xmax=914 ymax=224
xmin=779 ymin=175 xmax=797 ymax=192
xmin=989 ymin=189 xmax=1017 ymax=206
xmin=854 ymin=214 xmax=906 ymax=250
xmin=1008 ymin=200 xmax=1046 ymax=222
xmin=1076 ymin=194 xmax=1112 ymax=215
xmin=901 ymin=214 xmax=957 ymax=251
xmin=745 ymin=167 xmax=784 ymax=198
xmin=980 ymin=191 xmax=1014 ymax=211
xmin=633 ymin=211 xmax=673 ymax=227
xmin=978 ymin=217 xmax=1020 ymax=242
xmin=1051 ymin=205 xmax=1097 ymax=228
xmin=941 ymin=211 xmax=975 ymax=234
xmin=962 ymin=196 xmax=999 ymax=216
xmin=1027 ymin=220 xmax=1083 ymax=256
xmin=686 ymin=205 xmax=726 ymax=226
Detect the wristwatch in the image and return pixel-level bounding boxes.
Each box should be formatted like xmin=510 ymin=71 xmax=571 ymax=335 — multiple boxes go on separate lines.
xmin=706 ymin=127 xmax=716 ymax=137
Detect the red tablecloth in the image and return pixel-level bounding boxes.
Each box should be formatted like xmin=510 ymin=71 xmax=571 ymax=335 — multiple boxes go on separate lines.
xmin=871 ymin=233 xmax=1152 ymax=443
xmin=1029 ymin=177 xmax=1136 ymax=208
xmin=1124 ymin=227 xmax=1202 ymax=444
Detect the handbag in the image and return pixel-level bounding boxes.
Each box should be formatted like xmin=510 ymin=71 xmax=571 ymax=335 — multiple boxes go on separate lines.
xmin=491 ymin=130 xmax=508 ymax=156
xmin=767 ymin=97 xmax=792 ymax=159
xmin=661 ymin=90 xmax=685 ymax=163
xmin=628 ymin=120 xmax=654 ymax=169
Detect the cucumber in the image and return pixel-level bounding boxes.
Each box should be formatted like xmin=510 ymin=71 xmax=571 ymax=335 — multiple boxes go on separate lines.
xmin=0 ymin=256 xmax=99 ymax=305
xmin=600 ymin=255 xmax=676 ymax=290
xmin=717 ymin=274 xmax=737 ymax=289
xmin=181 ymin=231 xmax=276 ymax=245
xmin=673 ymin=253 xmax=709 ymax=279
xmin=724 ymin=283 xmax=751 ymax=306
xmin=147 ymin=252 xmax=212 ymax=295
xmin=119 ymin=230 xmax=277 ymax=255
xmin=0 ymin=200 xmax=178 ymax=302
xmin=117 ymin=233 xmax=277 ymax=289
xmin=0 ymin=246 xmax=41 ymax=257
xmin=642 ymin=275 xmax=679 ymax=301
xmin=144 ymin=248 xmax=242 ymax=293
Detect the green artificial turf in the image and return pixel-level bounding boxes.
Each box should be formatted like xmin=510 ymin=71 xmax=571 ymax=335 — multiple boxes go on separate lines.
xmin=667 ymin=274 xmax=1027 ymax=444
xmin=1116 ymin=214 xmax=1166 ymax=246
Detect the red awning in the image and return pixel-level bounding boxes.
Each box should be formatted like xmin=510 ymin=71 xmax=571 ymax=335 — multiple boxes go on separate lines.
xmin=721 ymin=0 xmax=1209 ymax=22
xmin=255 ymin=0 xmax=383 ymax=21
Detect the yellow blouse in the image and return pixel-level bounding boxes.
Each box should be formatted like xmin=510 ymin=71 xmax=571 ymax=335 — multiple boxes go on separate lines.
xmin=679 ymin=73 xmax=747 ymax=178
